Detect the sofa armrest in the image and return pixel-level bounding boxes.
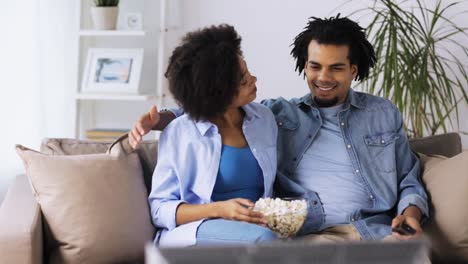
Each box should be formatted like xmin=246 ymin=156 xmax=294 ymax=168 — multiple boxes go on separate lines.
xmin=0 ymin=174 xmax=43 ymax=264
xmin=410 ymin=132 xmax=462 ymax=158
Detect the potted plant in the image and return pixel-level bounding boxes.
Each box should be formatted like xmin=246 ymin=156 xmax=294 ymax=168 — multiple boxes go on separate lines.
xmin=348 ymin=0 xmax=468 ymax=137
xmin=91 ymin=0 xmax=120 ymax=30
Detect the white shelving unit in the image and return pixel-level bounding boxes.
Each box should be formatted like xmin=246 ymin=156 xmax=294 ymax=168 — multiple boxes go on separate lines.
xmin=75 ymin=93 xmax=157 ymax=101
xmin=79 ymin=30 xmax=146 ymax=36
xmin=73 ymin=0 xmax=170 ymax=140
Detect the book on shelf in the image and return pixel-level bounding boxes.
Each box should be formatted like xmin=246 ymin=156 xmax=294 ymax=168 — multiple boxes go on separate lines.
xmin=86 ymin=128 xmax=129 ymax=140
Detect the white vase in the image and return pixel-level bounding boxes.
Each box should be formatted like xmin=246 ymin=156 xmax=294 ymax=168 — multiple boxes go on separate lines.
xmin=90 ymin=6 xmax=119 ymax=30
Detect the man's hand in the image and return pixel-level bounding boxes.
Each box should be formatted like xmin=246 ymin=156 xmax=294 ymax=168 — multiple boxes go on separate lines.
xmin=214 ymin=198 xmax=268 ymax=225
xmin=391 ymin=205 xmax=423 ymax=240
xmin=129 ymin=105 xmax=160 ymax=149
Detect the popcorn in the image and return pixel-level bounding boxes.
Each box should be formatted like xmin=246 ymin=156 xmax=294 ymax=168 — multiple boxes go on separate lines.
xmin=253 ymin=198 xmax=307 ymax=237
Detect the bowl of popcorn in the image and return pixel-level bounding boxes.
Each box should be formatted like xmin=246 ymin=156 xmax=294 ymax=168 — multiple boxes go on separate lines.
xmin=253 ymin=197 xmax=308 ymax=238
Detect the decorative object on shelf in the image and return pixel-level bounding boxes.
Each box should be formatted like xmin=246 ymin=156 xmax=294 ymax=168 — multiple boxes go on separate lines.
xmin=86 ymin=128 xmax=129 ymax=141
xmin=348 ymin=0 xmax=468 ymax=138
xmin=82 ymin=48 xmax=144 ymax=94
xmin=91 ymin=0 xmax=120 ymax=30
xmin=123 ymin=13 xmax=143 ymax=30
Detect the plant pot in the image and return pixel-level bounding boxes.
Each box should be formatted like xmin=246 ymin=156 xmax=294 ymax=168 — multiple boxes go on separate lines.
xmin=90 ymin=7 xmax=119 ymax=30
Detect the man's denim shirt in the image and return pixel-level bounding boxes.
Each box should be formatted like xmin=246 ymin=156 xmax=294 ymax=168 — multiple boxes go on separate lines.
xmin=261 ymin=89 xmax=429 ymax=240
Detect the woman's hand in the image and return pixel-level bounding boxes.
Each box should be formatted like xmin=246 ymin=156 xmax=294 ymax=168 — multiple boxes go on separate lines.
xmin=214 ymin=198 xmax=268 ymax=225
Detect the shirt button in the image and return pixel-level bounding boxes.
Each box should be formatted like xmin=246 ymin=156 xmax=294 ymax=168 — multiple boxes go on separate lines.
xmin=253 ymin=148 xmax=256 ymax=152
xmin=381 ymin=140 xmax=385 ymax=144
xmin=308 ymin=135 xmax=312 ymax=139
xmin=347 ymin=145 xmax=351 ymax=148
xmin=369 ymin=195 xmax=374 ymax=199
xmin=351 ymin=217 xmax=355 ymax=222
xmin=341 ymin=122 xmax=345 ymax=126
xmin=293 ymin=157 xmax=297 ymax=161
xmin=355 ymin=169 xmax=359 ymax=173
xmin=278 ymin=122 xmax=283 ymax=126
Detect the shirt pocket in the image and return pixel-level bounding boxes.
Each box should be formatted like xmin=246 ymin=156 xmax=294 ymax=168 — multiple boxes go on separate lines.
xmin=364 ymin=132 xmax=400 ymax=173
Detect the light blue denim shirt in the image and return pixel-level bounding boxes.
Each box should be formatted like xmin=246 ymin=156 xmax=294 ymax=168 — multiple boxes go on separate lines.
xmin=293 ymin=103 xmax=372 ymax=229
xmin=262 ymin=89 xmax=429 ymax=240
xmin=149 ymin=102 xmax=277 ymax=247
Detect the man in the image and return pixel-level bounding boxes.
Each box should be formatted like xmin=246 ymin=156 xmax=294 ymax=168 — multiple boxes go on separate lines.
xmin=130 ymin=15 xmax=428 ymax=242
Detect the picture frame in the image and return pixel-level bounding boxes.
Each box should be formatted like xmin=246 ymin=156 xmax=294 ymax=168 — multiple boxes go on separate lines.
xmin=81 ymin=48 xmax=144 ymax=94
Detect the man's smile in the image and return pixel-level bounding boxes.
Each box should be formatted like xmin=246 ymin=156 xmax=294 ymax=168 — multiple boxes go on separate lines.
xmin=314 ymin=83 xmax=337 ymax=92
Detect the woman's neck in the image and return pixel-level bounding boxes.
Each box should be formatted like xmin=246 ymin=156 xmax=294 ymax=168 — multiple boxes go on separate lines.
xmin=210 ymin=107 xmax=244 ymax=129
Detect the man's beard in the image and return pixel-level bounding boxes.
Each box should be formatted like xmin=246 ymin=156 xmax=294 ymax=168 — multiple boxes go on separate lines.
xmin=313 ymin=96 xmax=339 ymax=108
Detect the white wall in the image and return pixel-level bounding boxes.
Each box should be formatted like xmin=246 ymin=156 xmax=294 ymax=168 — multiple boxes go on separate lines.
xmin=0 ymin=1 xmax=41 ymax=202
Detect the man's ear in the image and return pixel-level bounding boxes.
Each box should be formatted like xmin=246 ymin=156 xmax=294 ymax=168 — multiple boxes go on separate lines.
xmin=303 ymin=62 xmax=309 ymax=77
xmin=351 ymin=64 xmax=358 ymax=79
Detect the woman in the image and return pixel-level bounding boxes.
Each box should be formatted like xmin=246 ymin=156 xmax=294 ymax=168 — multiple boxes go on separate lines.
xmin=148 ymin=24 xmax=278 ymax=247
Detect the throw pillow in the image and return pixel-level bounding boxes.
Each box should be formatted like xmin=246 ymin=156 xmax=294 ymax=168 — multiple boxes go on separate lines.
xmin=420 ymin=152 xmax=468 ymax=260
xmin=16 ymin=136 xmax=155 ymax=263
xmin=40 ymin=136 xmax=158 ymax=193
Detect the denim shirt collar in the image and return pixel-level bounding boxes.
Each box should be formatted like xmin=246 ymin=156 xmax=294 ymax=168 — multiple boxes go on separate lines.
xmin=297 ymin=88 xmax=366 ymax=110
xmin=193 ymin=103 xmax=261 ymax=136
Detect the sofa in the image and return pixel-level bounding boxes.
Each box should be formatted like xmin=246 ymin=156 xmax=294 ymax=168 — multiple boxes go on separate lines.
xmin=0 ymin=133 xmax=466 ymax=263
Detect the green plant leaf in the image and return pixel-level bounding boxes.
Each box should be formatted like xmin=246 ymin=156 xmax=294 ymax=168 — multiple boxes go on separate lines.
xmin=94 ymin=0 xmax=119 ymax=7
xmin=346 ymin=0 xmax=468 ymax=137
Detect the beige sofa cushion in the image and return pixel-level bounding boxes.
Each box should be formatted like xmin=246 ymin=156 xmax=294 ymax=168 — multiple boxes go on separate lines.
xmin=15 ymin=137 xmax=155 ymax=263
xmin=40 ymin=137 xmax=158 ymax=193
xmin=421 ymin=151 xmax=468 ymax=260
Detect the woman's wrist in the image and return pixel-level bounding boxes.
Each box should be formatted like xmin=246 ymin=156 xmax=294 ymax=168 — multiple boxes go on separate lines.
xmin=208 ymin=202 xmax=220 ymax=218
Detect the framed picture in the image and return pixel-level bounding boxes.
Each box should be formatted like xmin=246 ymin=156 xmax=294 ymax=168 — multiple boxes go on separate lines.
xmin=81 ymin=48 xmax=144 ymax=94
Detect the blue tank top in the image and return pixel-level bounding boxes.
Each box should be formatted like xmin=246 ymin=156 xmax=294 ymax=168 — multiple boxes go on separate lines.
xmin=211 ymin=145 xmax=264 ymax=202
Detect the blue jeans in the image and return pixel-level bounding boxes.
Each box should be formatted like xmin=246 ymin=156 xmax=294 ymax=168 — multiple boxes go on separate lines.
xmin=196 ymin=219 xmax=278 ymax=245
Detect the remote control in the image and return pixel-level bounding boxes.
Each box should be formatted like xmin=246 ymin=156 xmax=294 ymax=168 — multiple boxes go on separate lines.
xmin=392 ymin=223 xmax=416 ymax=235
